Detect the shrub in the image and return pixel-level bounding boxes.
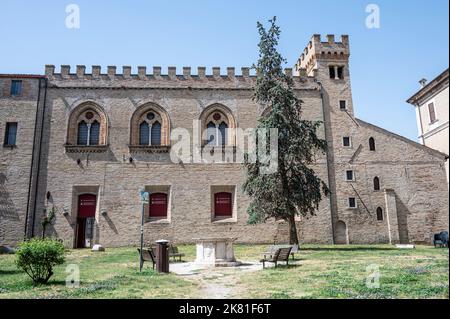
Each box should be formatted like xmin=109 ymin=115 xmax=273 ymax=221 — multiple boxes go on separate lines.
xmin=15 ymin=238 xmax=65 ymax=284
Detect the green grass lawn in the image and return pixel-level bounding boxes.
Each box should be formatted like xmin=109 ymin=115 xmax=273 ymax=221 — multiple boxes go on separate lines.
xmin=0 ymin=244 xmax=448 ymax=299
xmin=240 ymin=245 xmax=449 ymax=299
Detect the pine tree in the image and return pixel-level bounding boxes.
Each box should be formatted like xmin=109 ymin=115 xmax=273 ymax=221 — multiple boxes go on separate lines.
xmin=242 ymin=17 xmax=329 ymax=245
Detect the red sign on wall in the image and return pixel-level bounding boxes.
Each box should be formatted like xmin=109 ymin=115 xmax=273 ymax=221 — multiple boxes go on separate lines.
xmin=149 ymin=193 xmax=168 ymax=217
xmin=78 ymin=194 xmax=96 ymax=218
xmin=214 ymin=192 xmax=232 ymax=217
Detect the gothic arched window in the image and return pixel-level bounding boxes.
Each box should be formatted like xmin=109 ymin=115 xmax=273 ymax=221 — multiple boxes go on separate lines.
xmin=67 ymin=102 xmax=108 ymax=148
xmin=200 ymin=104 xmax=236 ymax=147
xmin=138 ymin=112 xmax=162 ymax=146
xmin=69 ymin=106 xmax=107 ymax=147
xmin=130 ymin=103 xmax=170 ymax=148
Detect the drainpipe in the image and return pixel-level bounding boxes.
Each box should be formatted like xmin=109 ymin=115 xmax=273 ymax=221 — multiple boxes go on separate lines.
xmin=30 ymin=78 xmax=48 ymax=237
xmin=24 ymin=77 xmax=43 ymax=239
xmin=317 ymin=81 xmax=335 ymax=244
xmin=416 ymin=103 xmax=425 ymax=145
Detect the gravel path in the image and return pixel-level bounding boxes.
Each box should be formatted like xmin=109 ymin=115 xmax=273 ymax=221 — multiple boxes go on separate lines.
xmin=170 ymin=261 xmax=263 ymax=299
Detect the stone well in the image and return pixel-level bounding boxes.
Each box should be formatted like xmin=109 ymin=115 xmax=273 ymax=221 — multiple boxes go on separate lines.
xmin=194 ymin=237 xmax=242 ymax=267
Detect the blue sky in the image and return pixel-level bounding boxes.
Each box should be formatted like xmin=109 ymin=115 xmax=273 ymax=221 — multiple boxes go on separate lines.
xmin=0 ymin=0 xmax=448 ymax=141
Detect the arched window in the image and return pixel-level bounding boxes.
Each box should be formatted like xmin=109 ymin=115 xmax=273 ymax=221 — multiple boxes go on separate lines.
xmin=130 ymin=103 xmax=170 ymax=147
xmin=373 ymin=177 xmax=380 ymax=191
xmin=376 ymin=207 xmax=384 ymax=221
xmin=200 ymin=104 xmax=236 ymax=147
xmin=138 ymin=113 xmax=162 ymax=146
xmin=75 ymin=113 xmax=102 ymax=146
xmin=67 ymin=103 xmax=108 ymax=147
xmin=369 ymin=137 xmax=376 ymax=151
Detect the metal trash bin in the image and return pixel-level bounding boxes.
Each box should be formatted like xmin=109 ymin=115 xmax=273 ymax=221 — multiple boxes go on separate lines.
xmin=155 ymin=240 xmax=170 ymax=273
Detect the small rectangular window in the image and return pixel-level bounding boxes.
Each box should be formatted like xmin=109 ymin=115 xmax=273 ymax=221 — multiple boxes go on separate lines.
xmin=10 ymin=80 xmax=23 ymax=96
xmin=346 ymin=170 xmax=354 ymax=181
xmin=329 ymin=66 xmax=336 ymax=79
xmin=339 ymin=100 xmax=347 ymax=110
xmin=4 ymin=122 xmax=18 ymax=146
xmin=337 ymin=67 xmax=344 ymax=79
xmin=428 ymin=103 xmax=437 ymax=123
xmin=348 ymin=197 xmax=357 ymax=208
xmin=343 ymin=137 xmax=351 ymax=147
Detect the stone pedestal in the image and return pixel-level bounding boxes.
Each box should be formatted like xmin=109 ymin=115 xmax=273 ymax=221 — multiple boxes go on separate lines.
xmin=194 ymin=237 xmax=241 ymax=267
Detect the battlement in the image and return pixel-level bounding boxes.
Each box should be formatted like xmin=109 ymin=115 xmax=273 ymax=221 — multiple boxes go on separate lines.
xmin=45 ymin=65 xmax=297 ymax=79
xmin=43 ymin=65 xmax=319 ymax=91
xmin=295 ymin=34 xmax=350 ymax=76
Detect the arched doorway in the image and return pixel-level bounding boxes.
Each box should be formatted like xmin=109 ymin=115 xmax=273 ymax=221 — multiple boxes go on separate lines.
xmin=335 ymin=220 xmax=348 ymax=245
xmin=76 ymin=194 xmax=97 ymax=248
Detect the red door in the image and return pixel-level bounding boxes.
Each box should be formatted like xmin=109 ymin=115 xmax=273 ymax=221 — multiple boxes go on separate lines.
xmin=214 ymin=192 xmax=232 ymax=217
xmin=76 ymin=194 xmax=96 ymax=248
xmin=149 ymin=193 xmax=168 ymax=218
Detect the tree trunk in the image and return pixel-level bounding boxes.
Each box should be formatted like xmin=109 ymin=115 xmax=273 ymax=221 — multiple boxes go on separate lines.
xmin=288 ymin=215 xmax=299 ymax=245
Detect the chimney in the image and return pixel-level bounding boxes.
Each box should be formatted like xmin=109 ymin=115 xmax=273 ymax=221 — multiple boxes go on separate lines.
xmin=419 ymin=78 xmax=427 ymax=88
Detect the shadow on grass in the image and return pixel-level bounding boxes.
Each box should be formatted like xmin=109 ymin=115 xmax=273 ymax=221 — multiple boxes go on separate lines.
xmin=0 ymin=269 xmax=23 ymax=275
xmin=302 ymin=247 xmax=397 ymax=252
xmin=264 ymin=264 xmax=301 ymax=270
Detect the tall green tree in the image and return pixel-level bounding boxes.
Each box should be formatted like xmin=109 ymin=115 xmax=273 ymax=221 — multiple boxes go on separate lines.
xmin=243 ymin=17 xmax=329 ymax=245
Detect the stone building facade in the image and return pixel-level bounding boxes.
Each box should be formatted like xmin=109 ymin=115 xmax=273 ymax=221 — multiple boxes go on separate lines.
xmin=0 ymin=35 xmax=448 ymax=248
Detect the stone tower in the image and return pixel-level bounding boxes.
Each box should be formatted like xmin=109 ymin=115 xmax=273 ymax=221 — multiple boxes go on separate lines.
xmin=294 ymin=34 xmax=354 ymax=243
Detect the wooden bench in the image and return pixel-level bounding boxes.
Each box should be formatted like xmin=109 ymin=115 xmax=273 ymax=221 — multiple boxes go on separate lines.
xmin=263 ymin=244 xmax=299 ymax=260
xmin=149 ymin=245 xmax=185 ymax=262
xmin=260 ymin=247 xmax=292 ymax=269
xmin=169 ymin=245 xmax=185 ymax=262
xmin=137 ymin=248 xmax=156 ymax=270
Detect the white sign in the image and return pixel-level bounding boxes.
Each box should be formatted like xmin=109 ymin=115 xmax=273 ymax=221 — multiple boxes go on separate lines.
xmin=140 ymin=191 xmax=149 ymax=204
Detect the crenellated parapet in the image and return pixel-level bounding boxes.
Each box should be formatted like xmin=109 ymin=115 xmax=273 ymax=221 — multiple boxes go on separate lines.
xmin=44 ymin=65 xmax=319 ymax=90
xmin=294 ymin=34 xmax=350 ymax=77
